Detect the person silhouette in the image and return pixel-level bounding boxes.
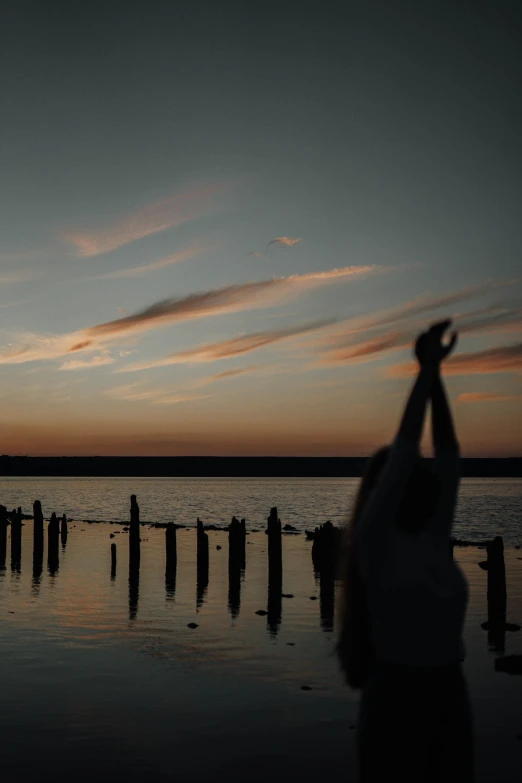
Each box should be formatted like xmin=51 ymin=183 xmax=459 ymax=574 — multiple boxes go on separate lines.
xmin=336 ymin=320 xmax=473 ymax=782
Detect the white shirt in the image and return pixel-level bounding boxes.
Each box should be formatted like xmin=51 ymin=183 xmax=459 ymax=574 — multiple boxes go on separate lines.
xmin=355 ymin=437 xmax=468 ymax=667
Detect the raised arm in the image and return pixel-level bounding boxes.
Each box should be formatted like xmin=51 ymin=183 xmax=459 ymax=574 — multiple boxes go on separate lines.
xmin=356 ymin=321 xmax=458 ymax=544
xmin=355 ymin=358 xmax=435 ymax=544
xmin=431 ymin=367 xmax=459 ymax=453
xmin=429 ymin=366 xmax=460 ymax=537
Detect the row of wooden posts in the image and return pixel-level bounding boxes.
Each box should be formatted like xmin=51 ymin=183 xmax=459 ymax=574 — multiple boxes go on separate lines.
xmin=1 ymin=496 xmax=518 ymax=648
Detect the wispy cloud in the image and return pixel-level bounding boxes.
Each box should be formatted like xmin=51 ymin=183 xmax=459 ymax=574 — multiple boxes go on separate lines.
xmin=309 ymin=283 xmax=522 ymax=366
xmin=82 ymin=265 xmax=377 ymax=342
xmin=389 ymin=343 xmax=522 ymax=378
xmin=0 ymin=270 xmax=38 ymax=285
xmin=152 ymin=393 xmax=211 ymax=405
xmin=92 ymin=240 xmax=214 ymax=279
xmin=457 ymin=391 xmax=522 ymax=403
xmin=63 ymin=183 xmax=229 ymax=257
xmin=59 ymin=354 xmax=116 ymax=371
xmin=105 ymin=382 xmax=209 ymax=406
xmin=0 ymin=264 xmax=376 ymax=366
xmin=268 ymin=237 xmax=302 ymax=248
xmin=196 ymin=365 xmax=264 ymax=385
xmin=119 ymin=320 xmax=335 ymax=372
xmin=319 ymin=330 xmax=410 ymax=365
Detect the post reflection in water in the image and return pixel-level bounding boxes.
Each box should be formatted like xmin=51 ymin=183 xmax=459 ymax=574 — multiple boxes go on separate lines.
xmin=47 ymin=513 xmax=60 ymax=577
xmin=32 ymin=535 xmax=44 ymax=594
xmin=61 ymin=514 xmax=68 ymax=550
xmin=165 ymin=563 xmax=176 ymax=600
xmin=319 ymin=568 xmax=335 ymax=633
xmin=10 ymin=509 xmax=22 ymax=574
xmin=0 ymin=506 xmax=8 ymax=573
xmin=129 ymin=559 xmax=140 ymax=621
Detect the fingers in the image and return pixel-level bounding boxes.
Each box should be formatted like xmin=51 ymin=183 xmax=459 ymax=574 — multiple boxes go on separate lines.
xmin=429 ymin=319 xmax=452 ymax=336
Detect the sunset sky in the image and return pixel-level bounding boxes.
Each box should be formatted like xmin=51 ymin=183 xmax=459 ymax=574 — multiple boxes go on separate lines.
xmin=0 ymin=2 xmax=520 ymax=457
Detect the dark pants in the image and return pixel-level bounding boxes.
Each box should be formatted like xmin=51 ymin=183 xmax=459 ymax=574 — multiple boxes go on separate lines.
xmin=356 ymin=661 xmax=474 ymax=783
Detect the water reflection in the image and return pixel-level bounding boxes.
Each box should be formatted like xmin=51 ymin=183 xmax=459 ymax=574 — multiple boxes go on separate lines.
xmin=32 ymin=534 xmax=44 ymax=595
xmin=61 ymin=514 xmax=68 ymax=550
xmin=129 ymin=559 xmax=140 ymax=621
xmin=165 ymin=563 xmax=176 ymax=600
xmin=0 ymin=506 xmax=7 ymax=572
xmin=48 ymin=513 xmax=60 ymax=576
xmin=196 ymin=520 xmax=209 ymax=611
xmin=10 ymin=509 xmax=22 ymax=574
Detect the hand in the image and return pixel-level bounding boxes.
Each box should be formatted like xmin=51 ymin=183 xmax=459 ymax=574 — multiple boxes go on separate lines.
xmin=415 ymin=320 xmax=458 ymax=366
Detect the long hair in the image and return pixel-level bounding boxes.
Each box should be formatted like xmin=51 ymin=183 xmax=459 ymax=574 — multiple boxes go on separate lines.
xmin=336 ymin=446 xmax=390 ymax=689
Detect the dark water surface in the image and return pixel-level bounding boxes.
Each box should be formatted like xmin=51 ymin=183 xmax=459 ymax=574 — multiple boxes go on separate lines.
xmin=0 ymin=480 xmax=521 ymax=781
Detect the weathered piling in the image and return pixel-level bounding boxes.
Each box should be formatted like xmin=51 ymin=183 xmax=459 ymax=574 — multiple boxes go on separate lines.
xmin=0 ymin=505 xmax=8 ymax=570
xmin=166 ymin=523 xmax=177 ymax=571
xmin=61 ymin=514 xmax=68 ymax=549
xmin=128 ymin=496 xmax=140 ymax=619
xmin=266 ymin=507 xmax=282 ymax=636
xmin=310 ymin=521 xmax=341 ymax=633
xmin=33 ymin=500 xmax=44 ymax=537
xmin=110 ymin=543 xmax=117 ymax=580
xmin=196 ymin=518 xmax=209 ymax=608
xmin=48 ymin=512 xmax=60 ymax=575
xmin=129 ymin=495 xmax=141 ymax=564
xmin=311 ymin=520 xmax=341 ymax=576
xmin=228 ymin=516 xmax=244 ymax=619
xmin=266 ymin=506 xmax=282 ymax=577
xmin=480 ymin=536 xmax=520 ymax=650
xmin=31 ymin=501 xmax=43 ymax=586
xmin=165 ymin=523 xmax=177 ymax=599
xmin=10 ymin=507 xmax=22 ymax=573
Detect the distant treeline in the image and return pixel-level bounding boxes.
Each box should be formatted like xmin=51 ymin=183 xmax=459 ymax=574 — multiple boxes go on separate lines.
xmin=0 ymin=455 xmax=521 ymax=478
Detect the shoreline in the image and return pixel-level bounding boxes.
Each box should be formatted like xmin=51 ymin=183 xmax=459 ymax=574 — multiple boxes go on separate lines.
xmin=1 ymin=455 xmax=521 ymax=478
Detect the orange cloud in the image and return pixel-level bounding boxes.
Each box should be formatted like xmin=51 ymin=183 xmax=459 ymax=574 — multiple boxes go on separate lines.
xmin=457 ymin=392 xmax=522 ymax=403
xmin=63 ymin=183 xmax=229 ymax=257
xmin=389 ymin=343 xmax=522 ymax=378
xmin=0 ymin=264 xmax=377 ymax=366
xmin=119 ymin=320 xmax=335 ymax=372
xmin=84 ymin=265 xmax=376 ymax=341
xmin=319 ymin=330 xmax=410 ymax=364
xmin=268 ymin=237 xmax=302 ymax=247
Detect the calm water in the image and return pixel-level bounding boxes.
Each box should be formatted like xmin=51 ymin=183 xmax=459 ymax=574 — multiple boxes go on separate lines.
xmin=0 ymin=478 xmax=521 ymax=782
xmin=1 ymin=476 xmax=522 ymax=543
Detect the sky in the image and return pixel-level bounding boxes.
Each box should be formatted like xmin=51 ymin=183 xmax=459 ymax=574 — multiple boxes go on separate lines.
xmin=0 ymin=1 xmax=520 ymax=457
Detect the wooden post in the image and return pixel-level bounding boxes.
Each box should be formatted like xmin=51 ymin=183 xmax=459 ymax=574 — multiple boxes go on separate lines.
xmin=48 ymin=512 xmax=60 ymax=575
xmin=128 ymin=496 xmax=140 ymax=620
xmin=482 ymin=536 xmax=507 ymax=651
xmin=165 ymin=523 xmax=177 ymax=599
xmin=196 ymin=518 xmax=209 ymax=608
xmin=0 ymin=505 xmax=8 ymax=570
xmin=10 ymin=507 xmax=22 ymax=573
xmin=129 ymin=494 xmax=140 ymax=565
xmin=111 ymin=543 xmax=117 ymax=580
xmin=266 ymin=507 xmax=282 ymax=636
xmin=228 ymin=516 xmax=243 ymax=619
